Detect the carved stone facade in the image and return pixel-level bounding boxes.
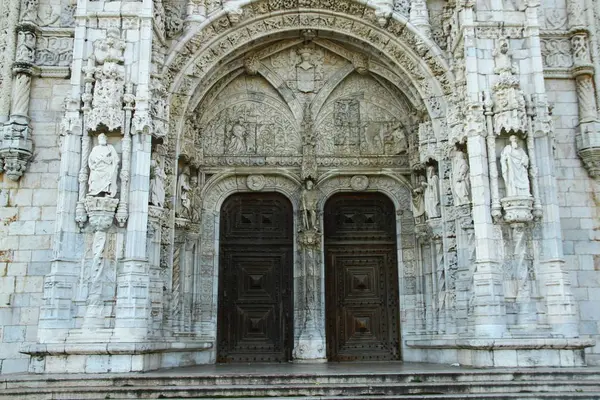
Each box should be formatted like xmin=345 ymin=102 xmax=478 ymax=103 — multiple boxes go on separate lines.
xmin=0 ymin=0 xmax=599 ymax=375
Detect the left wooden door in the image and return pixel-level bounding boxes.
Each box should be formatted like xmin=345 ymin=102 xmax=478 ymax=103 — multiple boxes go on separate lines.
xmin=217 ymin=193 xmax=294 ymax=363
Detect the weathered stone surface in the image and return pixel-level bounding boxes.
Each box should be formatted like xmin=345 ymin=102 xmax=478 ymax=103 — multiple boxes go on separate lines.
xmin=0 ymin=0 xmax=598 ymax=374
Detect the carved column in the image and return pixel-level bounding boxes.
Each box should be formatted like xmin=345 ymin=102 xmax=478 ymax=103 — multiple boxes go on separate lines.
xmin=0 ymin=1 xmax=38 ymax=180
xmin=409 ymin=0 xmax=432 ymax=39
xmin=569 ymin=0 xmax=600 ymax=178
xmin=293 ymin=229 xmax=326 ymax=362
xmin=116 ymin=84 xmax=134 ymax=227
xmin=0 ymin=0 xmax=20 ymax=121
xmin=484 ymin=93 xmax=502 ymax=221
xmin=113 ymin=15 xmax=154 ymax=341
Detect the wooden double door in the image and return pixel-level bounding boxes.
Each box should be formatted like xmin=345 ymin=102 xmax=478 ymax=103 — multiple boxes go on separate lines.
xmin=217 ymin=192 xmax=400 ymax=363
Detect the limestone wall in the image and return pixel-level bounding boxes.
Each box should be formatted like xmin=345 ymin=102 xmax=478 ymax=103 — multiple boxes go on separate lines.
xmin=0 ymin=76 xmax=66 ymax=373
xmin=546 ymin=78 xmax=600 ymax=365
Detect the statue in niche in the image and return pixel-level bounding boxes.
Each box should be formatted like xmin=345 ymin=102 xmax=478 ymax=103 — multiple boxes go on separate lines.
xmin=301 ymin=179 xmax=319 ymax=231
xmin=225 ymin=118 xmax=248 ymax=154
xmin=88 ymin=133 xmax=119 ymax=198
xmin=452 ymin=150 xmax=471 ymax=206
xmin=177 ymin=166 xmax=192 ymax=219
xmin=189 ymin=174 xmax=201 ymax=222
xmin=501 ymin=135 xmax=531 ymax=197
xmin=424 ymin=165 xmax=441 ymax=219
xmin=296 ymin=46 xmax=316 ymax=93
xmin=412 ymin=175 xmax=426 ymax=222
xmin=494 ymin=38 xmax=517 ymax=77
xmin=149 ymin=151 xmax=166 ymax=208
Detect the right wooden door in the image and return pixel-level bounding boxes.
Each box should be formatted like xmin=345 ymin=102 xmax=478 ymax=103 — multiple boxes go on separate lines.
xmin=324 ymin=193 xmax=400 ymax=361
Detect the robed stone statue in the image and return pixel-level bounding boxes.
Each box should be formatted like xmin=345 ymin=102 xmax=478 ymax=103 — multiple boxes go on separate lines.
xmin=88 ymin=133 xmax=119 ymax=197
xmin=500 ymin=135 xmax=531 ymax=197
xmin=424 ymin=165 xmax=441 ymax=219
xmin=452 ymin=150 xmax=471 ymax=206
xmin=149 ymin=152 xmax=166 ymax=208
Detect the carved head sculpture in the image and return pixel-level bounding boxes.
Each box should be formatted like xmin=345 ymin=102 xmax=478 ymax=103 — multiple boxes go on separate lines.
xmin=98 ymin=133 xmax=108 ymax=146
xmin=427 ymin=165 xmax=436 ymax=178
xmin=305 ymin=179 xmax=314 ymax=190
xmin=509 ymin=134 xmax=519 ymax=149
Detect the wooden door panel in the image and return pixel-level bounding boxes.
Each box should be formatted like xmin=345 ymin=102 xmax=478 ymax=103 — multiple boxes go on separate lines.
xmin=325 ymin=194 xmax=400 ymax=361
xmin=218 ymin=193 xmax=293 ymax=363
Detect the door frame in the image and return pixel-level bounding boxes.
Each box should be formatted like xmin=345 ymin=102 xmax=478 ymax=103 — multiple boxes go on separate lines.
xmin=196 ymin=173 xmax=416 ymax=363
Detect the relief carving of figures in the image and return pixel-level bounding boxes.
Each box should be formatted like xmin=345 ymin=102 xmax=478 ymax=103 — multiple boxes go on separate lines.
xmin=452 ymin=150 xmax=471 ymax=206
xmin=301 ymin=179 xmax=319 ymax=232
xmin=500 ymin=135 xmax=531 ymax=197
xmin=225 ymin=118 xmax=248 ymax=154
xmin=492 ymin=39 xmax=528 ymax=136
xmin=20 ymin=0 xmax=38 ymax=22
xmin=203 ymin=101 xmax=300 ymax=157
xmin=36 ymin=5 xmax=59 ymax=26
xmin=86 ymin=28 xmax=126 ymax=132
xmin=571 ymin=34 xmax=591 ymax=65
xmin=493 ymin=38 xmax=517 ymax=77
xmin=150 ymin=150 xmax=166 ymax=208
xmin=88 ymin=134 xmax=119 ymax=198
xmin=424 ymin=165 xmax=441 ymax=219
xmin=176 ymin=166 xmax=192 ymax=219
xmin=15 ymin=30 xmax=36 ymax=64
xmin=82 ymin=229 xmax=110 ymax=328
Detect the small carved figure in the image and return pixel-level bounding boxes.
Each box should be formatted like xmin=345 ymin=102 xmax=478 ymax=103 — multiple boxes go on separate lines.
xmin=177 ymin=166 xmax=192 ymax=218
xmin=501 ymin=135 xmax=531 ymax=197
xmin=493 ymin=38 xmax=516 ymax=77
xmin=88 ymin=133 xmax=119 ymax=197
xmin=424 ymin=165 xmax=441 ymax=219
xmin=149 ymin=152 xmax=166 ymax=208
xmin=412 ymin=176 xmax=426 ymax=221
xmin=452 ymin=150 xmax=471 ymax=206
xmin=226 ymin=118 xmax=247 ymax=154
xmin=301 ymin=179 xmax=319 ymax=231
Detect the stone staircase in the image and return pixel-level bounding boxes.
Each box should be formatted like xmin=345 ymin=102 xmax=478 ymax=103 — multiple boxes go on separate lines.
xmin=2 ymin=364 xmax=600 ymax=399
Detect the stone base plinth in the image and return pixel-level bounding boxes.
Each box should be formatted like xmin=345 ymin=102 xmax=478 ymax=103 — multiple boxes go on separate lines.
xmin=21 ymin=341 xmax=213 ymax=373
xmin=293 ymin=336 xmax=326 ymax=363
xmin=404 ymin=338 xmax=595 ymax=367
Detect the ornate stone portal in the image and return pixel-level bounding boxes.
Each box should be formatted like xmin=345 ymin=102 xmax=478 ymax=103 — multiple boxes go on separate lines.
xmin=14 ymin=0 xmax=598 ymax=374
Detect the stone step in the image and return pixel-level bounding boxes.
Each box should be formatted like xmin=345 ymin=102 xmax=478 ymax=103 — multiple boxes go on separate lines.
xmin=2 ymin=380 xmax=600 ymax=399
xmin=4 ymin=368 xmax=600 ymax=389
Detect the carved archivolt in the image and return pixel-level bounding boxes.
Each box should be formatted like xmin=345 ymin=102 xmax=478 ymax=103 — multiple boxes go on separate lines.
xmin=163 ymin=0 xmax=452 ymax=152
xmin=318 ymin=174 xmax=412 ymax=213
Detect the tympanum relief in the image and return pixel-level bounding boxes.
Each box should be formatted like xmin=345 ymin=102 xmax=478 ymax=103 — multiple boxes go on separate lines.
xmin=187 ymin=42 xmax=414 ymax=169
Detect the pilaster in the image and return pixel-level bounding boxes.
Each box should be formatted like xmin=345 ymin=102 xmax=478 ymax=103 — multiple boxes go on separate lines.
xmin=461 ymin=3 xmax=507 ymax=338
